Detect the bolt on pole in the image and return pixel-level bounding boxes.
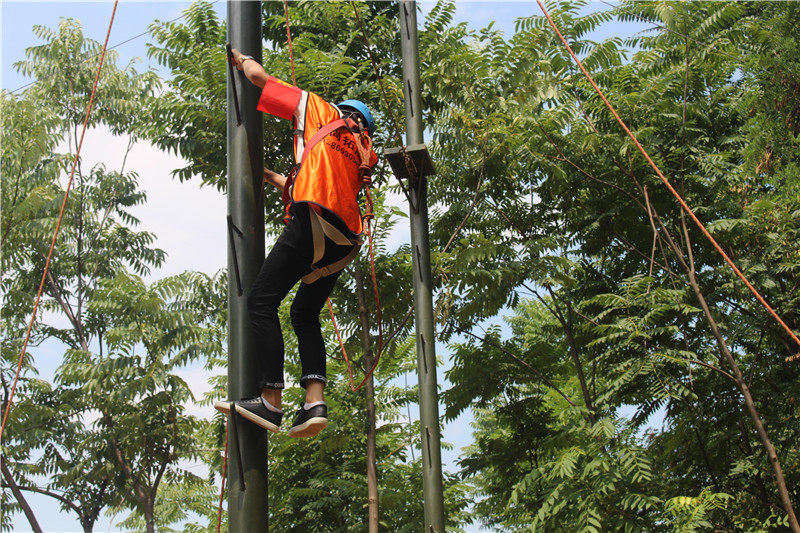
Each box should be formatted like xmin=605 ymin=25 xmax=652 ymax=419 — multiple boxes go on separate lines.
xmin=226 ymin=1 xmax=268 ymax=531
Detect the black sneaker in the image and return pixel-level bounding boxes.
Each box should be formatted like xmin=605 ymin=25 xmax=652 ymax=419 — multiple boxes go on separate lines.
xmin=214 ymin=397 xmax=282 ymax=433
xmin=288 ymin=404 xmax=328 ymax=438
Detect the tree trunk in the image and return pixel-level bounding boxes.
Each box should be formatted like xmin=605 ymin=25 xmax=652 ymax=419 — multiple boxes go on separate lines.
xmin=144 ymin=498 xmax=155 ymax=533
xmin=651 ymin=203 xmax=799 ymax=532
xmin=105 ymin=417 xmax=159 ymax=533
xmin=539 ymin=286 xmax=596 ymax=424
xmin=1 ymin=457 xmax=43 ymax=533
xmin=684 ymin=264 xmax=799 ymax=532
xmin=365 ymin=358 xmax=379 ymax=533
xmin=355 ymin=269 xmax=379 ymax=533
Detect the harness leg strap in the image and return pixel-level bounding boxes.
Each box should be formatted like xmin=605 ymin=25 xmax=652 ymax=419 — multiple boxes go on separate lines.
xmin=308 ymin=207 xmax=326 ymax=265
xmin=302 ymin=243 xmax=362 ymax=285
xmin=302 ymin=207 xmax=362 ymax=285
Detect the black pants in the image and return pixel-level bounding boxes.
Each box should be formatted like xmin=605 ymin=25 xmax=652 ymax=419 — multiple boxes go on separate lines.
xmin=248 ymin=203 xmax=357 ymax=390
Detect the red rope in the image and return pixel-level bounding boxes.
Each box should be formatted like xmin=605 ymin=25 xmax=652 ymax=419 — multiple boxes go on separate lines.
xmin=328 ymin=220 xmax=383 ymax=393
xmin=0 ymin=0 xmax=119 ymax=444
xmin=328 ymin=131 xmax=384 ymax=393
xmin=535 ymin=0 xmax=800 ymax=358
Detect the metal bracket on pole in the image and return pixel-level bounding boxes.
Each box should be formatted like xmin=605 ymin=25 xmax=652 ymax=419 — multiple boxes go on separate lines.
xmin=385 ymin=144 xmax=435 ymax=213
xmin=226 ymin=43 xmax=243 ymax=127
xmin=229 ymin=404 xmax=246 ymax=493
xmin=226 ymin=215 xmax=244 ymax=297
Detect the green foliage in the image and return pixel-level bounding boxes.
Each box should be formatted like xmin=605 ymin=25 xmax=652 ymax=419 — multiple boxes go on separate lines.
xmin=511 ymin=413 xmax=661 ymax=532
xmin=1 ymin=17 xmax=223 ymax=533
xmin=266 ymin=375 xmax=469 ymax=533
xmin=664 ymin=490 xmax=733 ymax=533
xmin=145 ymin=1 xmax=229 ymax=188
xmin=6 ymin=1 xmax=800 ymax=531
xmin=426 ymin=0 xmax=800 ymax=530
xmin=15 ymin=18 xmax=161 ymax=137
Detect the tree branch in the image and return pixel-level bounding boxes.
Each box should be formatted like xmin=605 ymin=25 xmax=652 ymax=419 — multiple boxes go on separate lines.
xmin=540 ymin=284 xmax=597 ymax=422
xmin=1 ymin=457 xmax=44 ymax=533
xmin=646 ymin=194 xmax=800 ymax=531
xmin=45 ymin=267 xmax=89 ymax=351
xmin=0 ymin=480 xmax=82 ymax=517
xmin=537 ymin=125 xmax=646 ymax=212
xmin=103 ymin=413 xmax=149 ymax=505
xmin=442 ymin=143 xmax=486 ymax=255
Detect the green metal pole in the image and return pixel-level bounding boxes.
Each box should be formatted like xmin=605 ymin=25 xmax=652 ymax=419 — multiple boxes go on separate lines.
xmin=226 ymin=2 xmax=268 ymax=531
xmin=399 ymin=2 xmax=446 ymax=531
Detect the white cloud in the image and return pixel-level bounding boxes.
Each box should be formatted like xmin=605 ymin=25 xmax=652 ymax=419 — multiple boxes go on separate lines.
xmin=64 ymin=126 xmax=227 ymax=280
xmin=180 ymin=364 xmax=218 ymax=419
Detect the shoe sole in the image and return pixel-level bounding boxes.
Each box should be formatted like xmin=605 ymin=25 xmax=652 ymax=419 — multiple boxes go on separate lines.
xmin=214 ymin=400 xmax=280 ymax=433
xmin=288 ymin=417 xmax=328 ymax=438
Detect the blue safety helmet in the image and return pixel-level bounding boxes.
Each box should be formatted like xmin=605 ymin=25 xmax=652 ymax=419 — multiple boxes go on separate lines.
xmin=338 ymin=99 xmax=375 ymax=136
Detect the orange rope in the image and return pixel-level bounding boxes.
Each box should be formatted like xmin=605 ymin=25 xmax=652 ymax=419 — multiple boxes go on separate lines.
xmin=284 ymin=0 xmax=296 ymax=87
xmin=535 ymin=0 xmax=800 ymax=357
xmin=0 ymin=0 xmax=119 ymax=444
xmin=328 ymin=254 xmax=383 ymax=393
xmin=328 ymin=132 xmax=384 ymax=393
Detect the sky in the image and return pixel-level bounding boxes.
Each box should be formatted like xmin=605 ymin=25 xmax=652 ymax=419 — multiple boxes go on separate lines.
xmin=2 ymin=1 xmax=645 ymax=531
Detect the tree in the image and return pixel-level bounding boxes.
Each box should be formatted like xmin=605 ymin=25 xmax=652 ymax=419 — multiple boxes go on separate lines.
xmin=2 ymin=18 xmax=224 ymax=532
xmin=1 ymin=83 xmax=65 ymax=533
xmin=422 ymin=0 xmax=799 ymax=530
xmin=71 ymin=271 xmax=224 ymax=533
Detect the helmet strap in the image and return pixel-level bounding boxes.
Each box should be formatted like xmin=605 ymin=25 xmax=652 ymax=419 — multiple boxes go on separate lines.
xmin=342 ymin=110 xmax=367 ymax=134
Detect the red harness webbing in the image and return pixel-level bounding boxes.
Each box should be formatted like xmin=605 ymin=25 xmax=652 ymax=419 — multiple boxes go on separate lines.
xmin=281 ymin=117 xmax=353 ymax=205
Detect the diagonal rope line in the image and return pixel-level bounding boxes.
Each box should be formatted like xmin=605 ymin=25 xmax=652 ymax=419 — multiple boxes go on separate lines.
xmin=534 ymin=0 xmax=800 ymax=358
xmin=0 ymin=0 xmax=120 ymax=444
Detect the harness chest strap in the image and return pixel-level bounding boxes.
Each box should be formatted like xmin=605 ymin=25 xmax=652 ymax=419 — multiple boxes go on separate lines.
xmin=290 ymin=117 xmax=373 ymax=284
xmin=300 ymin=118 xmax=350 ymax=166
xmin=282 ymin=117 xmax=354 ymax=205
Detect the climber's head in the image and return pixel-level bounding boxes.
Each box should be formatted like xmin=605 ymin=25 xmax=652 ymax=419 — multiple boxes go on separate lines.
xmin=338 ymin=99 xmax=375 ymax=136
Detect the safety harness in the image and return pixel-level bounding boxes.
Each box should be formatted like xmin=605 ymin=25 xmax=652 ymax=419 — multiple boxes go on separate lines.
xmin=283 ymin=116 xmax=375 ymax=284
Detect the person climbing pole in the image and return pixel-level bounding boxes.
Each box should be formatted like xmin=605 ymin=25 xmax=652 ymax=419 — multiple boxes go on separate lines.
xmin=214 ymin=49 xmax=378 ymax=438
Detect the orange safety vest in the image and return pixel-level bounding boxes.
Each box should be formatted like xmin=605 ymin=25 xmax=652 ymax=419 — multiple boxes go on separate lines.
xmin=257 ymin=77 xmax=378 ymax=235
